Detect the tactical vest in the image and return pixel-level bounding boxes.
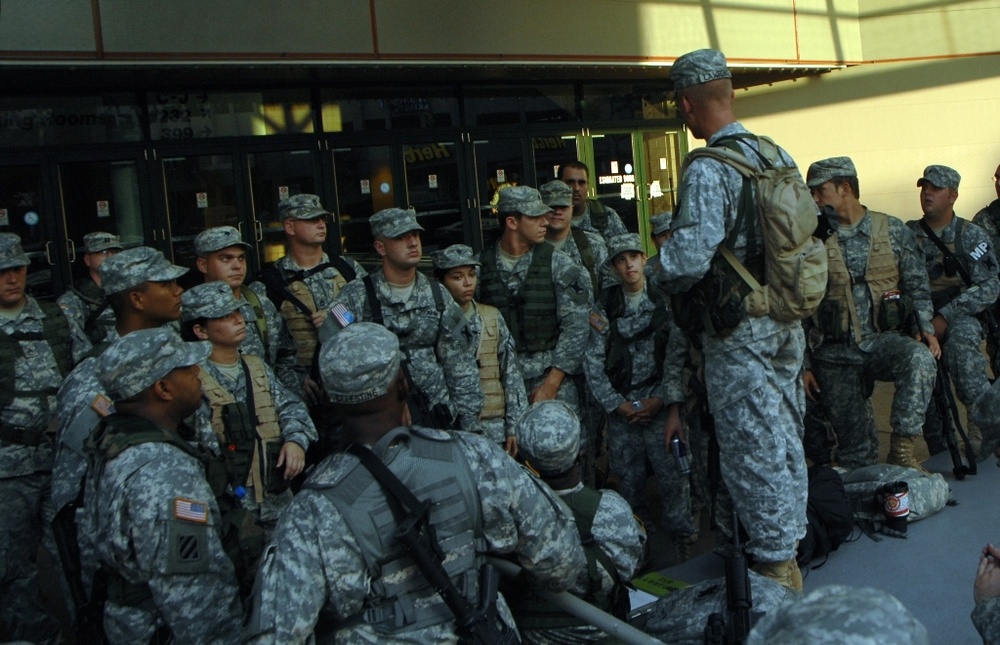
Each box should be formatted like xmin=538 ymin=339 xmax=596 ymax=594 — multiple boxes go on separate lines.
xmin=587 ymin=199 xmax=610 ymax=234
xmin=307 ymin=426 xmax=484 ymax=635
xmin=601 ymin=286 xmax=671 ymax=393
xmin=0 ymin=299 xmax=75 ymax=410
xmin=240 ymin=287 xmax=270 ymax=359
xmin=819 ymin=211 xmax=900 ymax=343
xmin=478 ymin=244 xmax=559 ymax=353
xmin=569 ymin=227 xmax=599 ymax=297
xmin=475 ymin=304 xmax=505 ymax=420
xmin=508 ymin=486 xmax=627 ymax=628
xmin=200 ymin=355 xmax=283 ymax=504
xmin=926 ymin=218 xmax=969 ymax=311
xmin=71 ymin=279 xmax=114 ymax=345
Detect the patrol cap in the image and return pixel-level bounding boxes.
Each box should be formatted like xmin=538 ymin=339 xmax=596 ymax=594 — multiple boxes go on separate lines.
xmin=497 ymin=185 xmax=553 ymax=217
xmin=97 ymin=328 xmax=211 ymax=402
xmin=99 ymin=246 xmax=188 ymax=296
xmin=278 ymin=193 xmax=331 ymax=221
xmin=539 ymin=180 xmax=573 ymax=207
xmin=0 ymin=233 xmax=30 ymax=271
xmin=431 ymin=244 xmax=480 ymax=271
xmin=320 ymin=322 xmax=404 ymax=405
xmin=917 ymin=164 xmax=961 ymax=190
xmin=746 ymin=585 xmax=928 ymax=645
xmin=650 ymin=212 xmax=673 ymax=236
xmin=83 ymin=232 xmax=124 ymax=254
xmin=181 ymin=281 xmax=241 ymax=322
xmin=806 ymin=157 xmax=857 ymax=189
xmin=517 ymin=400 xmax=581 ymax=475
xmin=370 ymin=208 xmax=424 ymax=239
xmin=671 ymin=49 xmax=732 ymax=91
xmin=607 ymin=233 xmax=645 ymax=261
xmin=193 ymin=226 xmax=251 ymax=256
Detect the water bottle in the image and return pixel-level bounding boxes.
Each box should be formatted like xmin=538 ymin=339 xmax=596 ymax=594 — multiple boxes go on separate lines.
xmin=671 ymin=436 xmax=691 ymax=476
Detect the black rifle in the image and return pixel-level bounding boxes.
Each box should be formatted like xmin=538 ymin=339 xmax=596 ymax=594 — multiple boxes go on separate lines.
xmin=51 ymin=499 xmax=107 ymax=643
xmin=705 ymin=506 xmax=752 ymax=645
xmin=347 ymin=444 xmax=518 ymax=644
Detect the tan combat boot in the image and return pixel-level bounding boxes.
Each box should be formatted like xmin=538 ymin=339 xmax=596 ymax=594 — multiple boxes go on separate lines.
xmin=751 ymin=558 xmax=803 ymax=592
xmin=887 ymin=434 xmax=930 ymax=475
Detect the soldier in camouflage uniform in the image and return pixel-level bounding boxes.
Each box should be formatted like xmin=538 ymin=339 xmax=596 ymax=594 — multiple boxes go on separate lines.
xmin=905 ymin=166 xmax=1000 ymax=459
xmin=431 ymin=244 xmax=526 ymax=452
xmin=181 ymin=282 xmax=316 ymax=535
xmin=558 ymin=161 xmax=629 ymax=242
xmin=973 ymin=542 xmax=1000 ymax=643
xmin=802 ymin=157 xmax=939 ymax=470
xmin=79 ymin=328 xmax=243 ymax=643
xmin=645 ymin=211 xmax=673 ymax=281
xmin=972 ymin=161 xmax=1000 ymax=417
xmin=476 ymin=186 xmax=594 ymax=477
xmin=243 ymin=323 xmax=585 ymax=643
xmin=0 ymin=233 xmax=90 ymax=643
xmin=540 ymin=179 xmax=610 ymax=296
xmin=58 ymin=231 xmax=123 ymax=344
xmin=510 ymin=399 xmax=645 ymax=644
xmin=658 ymin=49 xmax=807 ymax=591
xmin=748 ymin=585 xmax=928 ymax=644
xmin=194 ymin=226 xmax=305 ymax=398
xmin=584 ymin=233 xmax=696 ymax=554
xmin=329 ymin=208 xmax=483 ymax=430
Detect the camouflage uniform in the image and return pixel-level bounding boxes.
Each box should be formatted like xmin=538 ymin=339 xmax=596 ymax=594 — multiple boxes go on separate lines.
xmin=58 ymin=232 xmax=123 ymax=345
xmin=0 ymin=233 xmax=90 ymax=643
xmin=584 ymin=235 xmax=695 ymax=540
xmin=973 ymin=194 xmax=1000 ymax=378
xmin=658 ymin=51 xmax=807 ymax=564
xmin=244 ymin=323 xmax=585 ymax=644
xmin=973 ymin=596 xmax=1000 ymax=643
xmin=79 ymin=329 xmax=242 ymax=643
xmin=646 ymin=211 xmax=673 ymax=281
xmin=574 ymin=199 xmax=628 ymax=241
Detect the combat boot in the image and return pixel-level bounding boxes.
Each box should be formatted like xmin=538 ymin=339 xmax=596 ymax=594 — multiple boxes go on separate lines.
xmin=886 ymin=434 xmax=930 ymax=475
xmin=751 ymin=558 xmax=803 ymax=592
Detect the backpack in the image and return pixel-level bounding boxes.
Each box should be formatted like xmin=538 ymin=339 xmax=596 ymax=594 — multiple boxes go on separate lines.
xmin=684 ymin=135 xmax=828 ymax=322
xmin=796 ymin=464 xmax=854 ymax=567
xmin=841 ymin=464 xmax=951 ymax=526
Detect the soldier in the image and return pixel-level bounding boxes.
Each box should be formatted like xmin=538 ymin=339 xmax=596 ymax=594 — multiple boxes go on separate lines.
xmin=658 ymin=49 xmax=807 ymax=591
xmin=973 ymin=542 xmax=1000 ymax=643
xmin=510 ymin=400 xmax=645 ymax=644
xmin=243 ymin=323 xmax=585 ymax=643
xmin=972 ymin=162 xmax=1000 ymax=385
xmin=558 ymin=161 xmax=628 ymax=241
xmin=646 ymin=211 xmax=673 ymax=280
xmin=540 ymin=178 xmax=610 ymax=296
xmin=431 ymin=244 xmax=526 ymax=453
xmin=802 ymin=157 xmax=939 ymax=470
xmin=58 ymin=231 xmax=124 ymax=344
xmin=329 ymin=208 xmax=483 ymax=431
xmin=584 ymin=233 xmax=697 ymax=557
xmin=0 ymin=233 xmax=90 ymax=643
xmin=78 ymin=328 xmax=243 ymax=643
xmin=906 ymin=165 xmax=1000 ymax=459
xmin=181 ymin=282 xmax=316 ymax=547
xmin=194 ymin=225 xmax=305 ymax=397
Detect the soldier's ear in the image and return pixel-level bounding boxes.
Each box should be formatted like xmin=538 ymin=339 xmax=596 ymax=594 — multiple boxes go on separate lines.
xmin=191 ymin=323 xmax=210 ymax=341
xmin=195 ymin=256 xmax=208 ymax=274
xmin=374 ymin=239 xmax=387 ymax=257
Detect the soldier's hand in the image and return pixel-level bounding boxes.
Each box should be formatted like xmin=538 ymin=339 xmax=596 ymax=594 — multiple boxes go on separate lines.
xmin=616 ymin=401 xmax=638 ymax=420
xmin=975 ymin=543 xmax=1000 ymax=604
xmin=663 ymin=403 xmax=685 ymax=448
xmin=530 ymin=369 xmax=564 ymax=403
xmin=311 ymin=309 xmax=328 ymax=329
xmin=632 ymin=397 xmax=664 ymax=423
xmin=931 ymin=314 xmax=949 ymax=339
xmin=302 ymin=376 xmax=323 ymax=405
xmin=803 ymin=370 xmax=821 ymax=402
xmin=278 ymin=441 xmax=306 ymax=479
xmin=504 ymin=436 xmax=518 ymax=458
xmin=921 ymin=331 xmax=942 ymax=359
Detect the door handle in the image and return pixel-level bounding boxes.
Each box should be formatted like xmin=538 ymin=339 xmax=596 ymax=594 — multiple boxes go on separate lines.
xmin=254 ymin=220 xmax=263 ymax=242
xmin=66 ymin=239 xmax=76 ymax=263
xmin=44 ymin=241 xmax=54 ymax=265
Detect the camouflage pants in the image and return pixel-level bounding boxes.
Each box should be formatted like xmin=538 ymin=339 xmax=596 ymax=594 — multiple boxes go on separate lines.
xmin=606 ymin=406 xmax=696 ymax=540
xmin=941 ymin=315 xmax=990 ymax=409
xmin=812 ymin=333 xmax=936 ymax=469
xmin=0 ymin=472 xmax=61 ymax=644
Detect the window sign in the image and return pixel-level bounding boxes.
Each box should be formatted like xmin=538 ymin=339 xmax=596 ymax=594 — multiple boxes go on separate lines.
xmin=148 ymin=90 xmax=313 ymax=140
xmin=0 ymin=94 xmax=141 ymax=147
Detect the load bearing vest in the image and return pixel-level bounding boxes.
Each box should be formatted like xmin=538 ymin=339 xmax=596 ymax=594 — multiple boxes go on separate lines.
xmin=475 ymin=303 xmax=505 ymax=420
xmin=281 ymin=273 xmax=347 ymax=367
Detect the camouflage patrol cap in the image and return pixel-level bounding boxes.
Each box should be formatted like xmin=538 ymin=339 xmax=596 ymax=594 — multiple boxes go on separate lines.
xmin=517 ymin=400 xmax=581 ymax=475
xmin=497 ymin=185 xmax=553 ymax=217
xmin=320 ymin=322 xmax=404 ymax=405
xmin=181 ymin=281 xmax=241 ymax=322
xmin=97 ymin=328 xmax=211 ymax=401
xmin=539 ymin=180 xmax=573 ymax=207
xmin=370 ymin=208 xmax=424 ymax=239
xmin=278 ymin=193 xmax=330 ymax=221
xmin=746 ymin=585 xmax=928 ymax=645
xmin=432 ymin=244 xmax=480 ymax=271
xmin=193 ymin=226 xmax=251 ymax=256
xmin=917 ymin=164 xmax=961 ymax=190
xmin=650 ymin=212 xmax=673 ymax=236
xmin=671 ymin=49 xmax=732 ymax=91
xmin=0 ymin=233 xmax=30 ymax=271
xmin=82 ymin=231 xmax=124 ymax=254
xmin=99 ymin=246 xmax=188 ymax=296
xmin=806 ymin=156 xmax=858 ymax=188
xmin=607 ymin=233 xmax=645 ymax=261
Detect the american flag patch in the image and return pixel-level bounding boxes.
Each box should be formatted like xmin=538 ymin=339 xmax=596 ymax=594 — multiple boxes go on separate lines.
xmin=173 ymin=498 xmax=209 ymax=524
xmin=330 ymin=303 xmax=355 ymax=327
xmin=90 ymin=394 xmax=115 ymax=417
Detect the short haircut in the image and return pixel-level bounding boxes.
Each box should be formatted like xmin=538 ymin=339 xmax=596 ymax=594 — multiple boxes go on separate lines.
xmin=557 ymin=161 xmax=589 ymax=180
xmin=678 ymin=77 xmax=733 ymax=107
xmin=107 ymin=282 xmax=148 ymax=318
xmin=180 ymin=317 xmax=208 ymax=342
xmin=831 ymin=175 xmax=860 ymax=199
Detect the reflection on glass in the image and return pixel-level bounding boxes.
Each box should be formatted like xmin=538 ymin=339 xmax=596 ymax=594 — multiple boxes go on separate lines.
xmin=591 ymin=133 xmax=638 ymax=233
xmin=321 ymin=88 xmax=457 ymax=132
xmin=582 ymin=84 xmax=673 ymax=122
xmin=641 ymin=131 xmax=682 ymax=221
xmin=0 ymin=164 xmax=55 ymax=297
xmin=467 ymin=138 xmax=525 ymax=249
xmin=403 ymin=141 xmax=460 ymax=253
xmin=533 ymin=135 xmax=578 ymax=185
xmin=0 ymin=94 xmax=141 ymax=148
xmin=147 ymin=90 xmax=313 ymax=141
xmin=464 ymin=86 xmax=576 ymax=126
xmin=247 ymin=150 xmax=316 ymax=267
xmin=333 ymin=145 xmax=392 ymax=263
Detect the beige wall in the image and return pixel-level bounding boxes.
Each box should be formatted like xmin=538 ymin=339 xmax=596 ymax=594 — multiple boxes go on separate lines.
xmin=858 ymin=0 xmax=1000 ymax=60
xmin=734 ymin=54 xmax=1000 ymax=221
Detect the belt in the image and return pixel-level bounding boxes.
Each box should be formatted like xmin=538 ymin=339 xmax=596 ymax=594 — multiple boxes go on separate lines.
xmin=0 ymin=425 xmax=46 ymax=447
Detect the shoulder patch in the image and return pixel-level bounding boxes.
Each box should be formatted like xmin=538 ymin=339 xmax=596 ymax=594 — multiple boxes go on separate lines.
xmin=329 ymin=302 xmax=355 ymax=328
xmin=173 ymin=497 xmax=209 ymax=524
xmin=90 ymin=393 xmax=115 ymax=418
xmin=589 ymin=310 xmax=609 ymax=333
xmin=410 ymin=425 xmax=454 ymax=442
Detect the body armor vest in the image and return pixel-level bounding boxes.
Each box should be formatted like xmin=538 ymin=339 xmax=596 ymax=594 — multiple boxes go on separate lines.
xmin=601 ymin=287 xmax=671 ymax=393
xmin=240 ymin=287 xmax=270 ymax=359
xmin=308 ymin=427 xmax=483 ymax=635
xmin=0 ymin=299 xmax=74 ymax=409
xmin=71 ymin=279 xmax=114 ymax=345
xmin=200 ymin=355 xmax=283 ymax=504
xmin=265 ymin=260 xmax=350 ymax=367
xmin=587 ymin=199 xmax=609 ymax=233
xmin=475 ymin=304 xmax=505 ymax=420
xmin=821 ymin=211 xmax=900 ymax=343
xmin=478 ymin=244 xmax=559 ymax=353
xmin=927 ymin=217 xmax=969 ymax=311
xmin=569 ymin=228 xmax=599 ymax=297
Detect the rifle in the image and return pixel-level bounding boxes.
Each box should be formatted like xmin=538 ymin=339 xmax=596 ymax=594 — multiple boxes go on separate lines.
xmin=705 ymin=506 xmax=752 ymax=645
xmin=51 ymin=499 xmax=107 ymax=643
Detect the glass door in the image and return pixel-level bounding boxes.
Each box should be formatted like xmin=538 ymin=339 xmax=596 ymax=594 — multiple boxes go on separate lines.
xmin=639 ymin=130 xmax=684 ymax=238
xmin=0 ymin=163 xmax=62 ymax=299
xmin=531 ymin=133 xmax=579 ymax=186
xmin=589 ymin=131 xmax=640 ymax=234
xmin=401 ymin=139 xmax=463 ymax=255
xmin=246 ymin=148 xmax=318 ymax=270
xmin=331 ymin=144 xmax=394 ymax=267
xmin=466 ymin=136 xmax=528 ymax=250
